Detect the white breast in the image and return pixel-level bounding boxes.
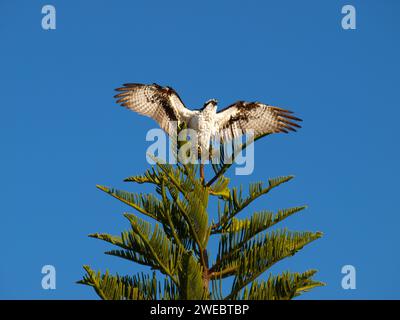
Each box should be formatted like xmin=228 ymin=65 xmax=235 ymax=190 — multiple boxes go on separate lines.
xmin=187 ymin=111 xmax=217 ymax=153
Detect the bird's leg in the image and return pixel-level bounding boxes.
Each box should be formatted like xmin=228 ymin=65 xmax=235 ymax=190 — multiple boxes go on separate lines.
xmin=198 ymin=145 xmax=206 ymax=185
xmin=200 ymin=164 xmax=205 ymax=184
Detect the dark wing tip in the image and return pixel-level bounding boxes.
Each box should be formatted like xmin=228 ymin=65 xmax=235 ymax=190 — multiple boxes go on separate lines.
xmin=283 ymin=113 xmax=303 ymax=122
xmin=272 ymin=107 xmax=303 ymax=133
xmin=280 ymin=118 xmax=302 ymax=128
xmin=114 ymin=92 xmax=129 ymax=98
xmin=271 ymin=106 xmax=294 ymax=114
xmin=280 ymin=123 xmax=297 ymax=132
xmin=113 ymin=83 xmax=145 ymax=92
xmin=123 ymin=83 xmax=143 ymax=87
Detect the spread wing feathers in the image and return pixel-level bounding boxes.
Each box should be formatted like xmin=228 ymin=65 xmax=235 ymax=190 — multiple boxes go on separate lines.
xmin=114 ymin=83 xmax=196 ymax=135
xmin=215 ymin=101 xmax=302 ymax=142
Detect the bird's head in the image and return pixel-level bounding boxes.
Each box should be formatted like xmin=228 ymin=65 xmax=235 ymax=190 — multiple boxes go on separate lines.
xmin=202 ymin=99 xmax=218 ymax=113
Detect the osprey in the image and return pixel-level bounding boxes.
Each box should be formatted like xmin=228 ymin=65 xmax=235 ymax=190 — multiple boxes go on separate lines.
xmin=114 ymin=83 xmax=302 ymax=179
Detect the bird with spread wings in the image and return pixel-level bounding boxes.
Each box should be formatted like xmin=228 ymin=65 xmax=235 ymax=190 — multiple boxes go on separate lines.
xmin=114 ymin=83 xmax=302 ymax=181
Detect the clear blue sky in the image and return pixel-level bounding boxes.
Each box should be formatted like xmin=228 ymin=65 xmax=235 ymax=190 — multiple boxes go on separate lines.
xmin=1 ymin=0 xmax=399 ymax=299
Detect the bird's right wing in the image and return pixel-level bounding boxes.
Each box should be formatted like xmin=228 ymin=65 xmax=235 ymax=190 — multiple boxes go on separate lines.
xmin=114 ymin=83 xmax=196 ymax=135
xmin=214 ymin=100 xmax=302 ymax=142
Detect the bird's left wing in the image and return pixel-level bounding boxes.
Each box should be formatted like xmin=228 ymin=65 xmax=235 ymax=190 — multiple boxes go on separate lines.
xmin=214 ymin=101 xmax=302 ymax=142
xmin=114 ymin=83 xmax=196 ymax=135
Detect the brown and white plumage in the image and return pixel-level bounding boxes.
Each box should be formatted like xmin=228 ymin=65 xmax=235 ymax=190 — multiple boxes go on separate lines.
xmin=114 ymin=83 xmax=196 ymax=135
xmin=215 ymin=101 xmax=302 ymax=143
xmin=114 ymin=83 xmax=302 ymax=153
